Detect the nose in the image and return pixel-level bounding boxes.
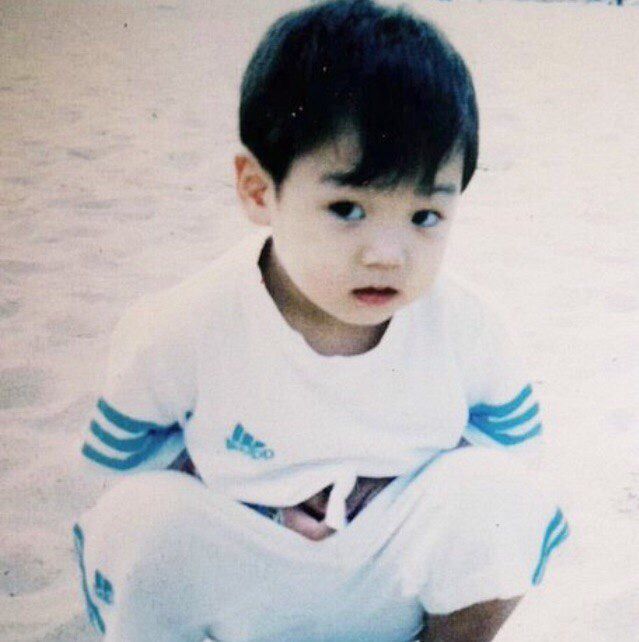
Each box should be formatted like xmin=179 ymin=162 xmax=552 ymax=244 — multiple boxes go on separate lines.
xmin=359 ymin=236 xmax=406 ymax=269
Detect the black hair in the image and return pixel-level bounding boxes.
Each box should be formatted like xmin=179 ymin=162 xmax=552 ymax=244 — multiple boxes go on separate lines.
xmin=240 ymin=0 xmax=478 ymax=194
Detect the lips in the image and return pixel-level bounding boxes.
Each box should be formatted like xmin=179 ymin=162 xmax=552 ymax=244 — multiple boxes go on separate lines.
xmin=352 ymin=286 xmax=399 ymax=306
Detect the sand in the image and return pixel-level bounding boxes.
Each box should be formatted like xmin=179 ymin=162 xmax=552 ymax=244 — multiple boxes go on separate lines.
xmin=1 ymin=1 xmax=637 ymax=640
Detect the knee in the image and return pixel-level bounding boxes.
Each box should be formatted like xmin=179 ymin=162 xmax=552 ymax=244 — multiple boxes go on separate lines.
xmin=397 ymin=448 xmax=566 ymax=614
xmin=401 ymin=447 xmax=560 ymax=565
xmin=81 ymin=471 xmax=207 ymax=552
xmin=426 ymin=446 xmax=553 ymax=514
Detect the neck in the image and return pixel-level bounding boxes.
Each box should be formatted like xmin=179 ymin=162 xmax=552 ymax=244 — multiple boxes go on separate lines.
xmin=259 ymin=238 xmax=389 ymax=356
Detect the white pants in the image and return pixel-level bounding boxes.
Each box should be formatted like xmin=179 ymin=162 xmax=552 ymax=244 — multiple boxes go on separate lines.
xmin=73 ymin=447 xmax=566 ymax=642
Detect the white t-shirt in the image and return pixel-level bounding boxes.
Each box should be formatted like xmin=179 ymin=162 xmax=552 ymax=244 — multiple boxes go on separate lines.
xmin=81 ymin=231 xmax=543 ymax=528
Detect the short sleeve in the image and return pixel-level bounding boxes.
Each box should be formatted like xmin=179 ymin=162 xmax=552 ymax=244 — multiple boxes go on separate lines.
xmin=81 ymin=296 xmax=195 ymax=474
xmin=461 ymin=299 xmax=544 ymax=468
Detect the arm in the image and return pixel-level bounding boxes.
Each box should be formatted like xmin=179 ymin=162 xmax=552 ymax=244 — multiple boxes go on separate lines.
xmin=416 ymin=293 xmax=553 ymax=640
xmin=81 ymin=298 xmax=192 ymax=476
xmin=421 ymin=597 xmax=522 ymax=642
xmin=459 ymin=295 xmax=545 ymax=471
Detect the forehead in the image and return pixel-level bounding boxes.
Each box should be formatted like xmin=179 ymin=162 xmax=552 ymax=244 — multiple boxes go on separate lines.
xmin=288 ymin=135 xmax=463 ymax=197
xmin=288 ymin=135 xmax=359 ymax=181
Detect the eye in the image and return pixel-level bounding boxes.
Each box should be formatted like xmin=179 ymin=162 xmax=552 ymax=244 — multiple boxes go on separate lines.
xmin=411 ymin=209 xmax=442 ymax=228
xmin=327 ymin=201 xmax=366 ymax=222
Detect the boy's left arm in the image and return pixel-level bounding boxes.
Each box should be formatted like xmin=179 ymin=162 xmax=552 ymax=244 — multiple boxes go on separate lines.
xmin=423 ymin=296 xmax=567 ymax=640
xmin=460 ymin=298 xmax=545 ymax=470
xmin=420 ymin=597 xmax=521 ymax=642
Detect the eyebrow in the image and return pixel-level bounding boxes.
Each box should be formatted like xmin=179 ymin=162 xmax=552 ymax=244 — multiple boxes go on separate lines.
xmin=415 ymin=183 xmax=459 ymax=197
xmin=320 ymin=173 xmax=458 ymax=197
xmin=319 ymin=173 xmax=352 ymax=186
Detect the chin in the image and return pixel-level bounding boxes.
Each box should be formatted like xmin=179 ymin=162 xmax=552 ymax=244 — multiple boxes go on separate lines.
xmin=333 ymin=306 xmax=397 ymax=327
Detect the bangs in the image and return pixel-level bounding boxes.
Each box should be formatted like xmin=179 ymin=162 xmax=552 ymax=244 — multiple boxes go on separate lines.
xmin=324 ymin=94 xmax=466 ymax=194
xmin=307 ymin=40 xmax=476 ymax=193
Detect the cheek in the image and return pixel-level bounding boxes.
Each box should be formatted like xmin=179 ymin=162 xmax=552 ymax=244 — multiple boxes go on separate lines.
xmin=300 ymin=259 xmax=347 ymax=296
xmin=293 ymin=235 xmax=351 ymax=281
xmin=411 ymin=238 xmax=448 ymax=280
xmin=275 ymin=237 xmax=343 ymax=298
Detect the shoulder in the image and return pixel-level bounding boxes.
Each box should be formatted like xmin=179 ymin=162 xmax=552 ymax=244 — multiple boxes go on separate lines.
xmin=424 ymin=271 xmax=511 ymax=346
xmin=114 ymin=231 xmax=264 ymax=351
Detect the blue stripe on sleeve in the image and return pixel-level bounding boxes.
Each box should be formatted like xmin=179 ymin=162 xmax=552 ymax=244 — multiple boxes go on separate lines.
xmin=483 ymin=422 xmax=543 ymax=446
xmin=470 ymin=402 xmax=539 ymax=433
xmin=468 ymin=384 xmax=542 ymax=446
xmin=89 ymin=420 xmax=153 ymax=453
xmin=82 ymin=434 xmax=168 ymax=471
xmin=532 ymin=508 xmax=570 ymax=585
xmin=470 ymin=384 xmax=533 ymax=418
xmin=97 ymin=397 xmax=180 ymax=434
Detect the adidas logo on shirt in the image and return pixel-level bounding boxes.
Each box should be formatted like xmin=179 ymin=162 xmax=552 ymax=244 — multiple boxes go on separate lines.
xmin=226 ymin=423 xmax=274 ymax=460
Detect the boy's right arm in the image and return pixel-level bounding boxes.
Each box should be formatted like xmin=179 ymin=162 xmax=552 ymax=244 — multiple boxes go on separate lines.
xmin=80 ymin=298 xmax=194 ymax=476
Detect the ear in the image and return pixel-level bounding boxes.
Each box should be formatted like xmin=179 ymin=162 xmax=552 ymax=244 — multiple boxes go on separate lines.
xmin=234 ymin=153 xmax=276 ymax=226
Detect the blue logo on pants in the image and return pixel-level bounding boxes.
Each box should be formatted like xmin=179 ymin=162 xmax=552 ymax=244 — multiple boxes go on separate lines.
xmin=532 ymin=508 xmax=569 ymax=585
xmin=72 ymin=524 xmax=107 ymax=634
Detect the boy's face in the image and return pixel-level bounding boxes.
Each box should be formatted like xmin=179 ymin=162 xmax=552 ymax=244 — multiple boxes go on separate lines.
xmin=239 ymin=136 xmax=463 ymax=329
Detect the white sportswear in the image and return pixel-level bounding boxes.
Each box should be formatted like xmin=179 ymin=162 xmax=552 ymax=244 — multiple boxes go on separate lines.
xmin=81 ymin=230 xmax=544 ymax=529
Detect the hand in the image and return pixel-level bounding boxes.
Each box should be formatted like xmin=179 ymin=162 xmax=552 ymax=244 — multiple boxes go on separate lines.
xmin=280 ymin=504 xmax=336 ymax=541
xmin=280 ymin=477 xmax=393 ymax=541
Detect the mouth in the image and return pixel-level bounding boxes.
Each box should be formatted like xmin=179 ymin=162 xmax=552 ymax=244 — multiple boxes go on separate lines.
xmin=352 ymin=286 xmax=399 ymax=307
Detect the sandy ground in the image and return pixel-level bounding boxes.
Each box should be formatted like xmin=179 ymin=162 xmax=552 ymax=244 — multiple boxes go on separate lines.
xmin=1 ymin=1 xmax=638 ymax=640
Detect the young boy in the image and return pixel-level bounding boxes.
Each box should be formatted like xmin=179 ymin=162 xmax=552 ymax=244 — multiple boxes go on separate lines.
xmin=74 ymin=1 xmax=568 ymax=640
